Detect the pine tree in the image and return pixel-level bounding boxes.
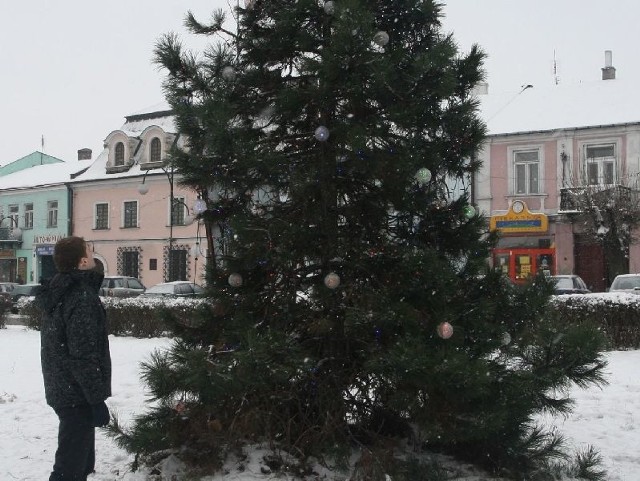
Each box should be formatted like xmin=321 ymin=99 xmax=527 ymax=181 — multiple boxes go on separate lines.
xmin=109 ymin=0 xmax=608 ymax=476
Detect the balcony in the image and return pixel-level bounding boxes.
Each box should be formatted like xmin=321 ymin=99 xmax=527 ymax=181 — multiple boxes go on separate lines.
xmin=0 ymin=227 xmax=22 ymax=244
xmin=559 ymin=185 xmax=636 ymax=213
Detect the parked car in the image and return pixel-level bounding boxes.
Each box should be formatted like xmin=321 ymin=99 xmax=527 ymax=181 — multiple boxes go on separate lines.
xmin=10 ymin=283 xmax=41 ymax=313
xmin=0 ymin=282 xmax=18 ymax=299
xmin=550 ymin=275 xmax=591 ymax=295
xmin=609 ymin=274 xmax=640 ymax=294
xmin=99 ymin=276 xmax=145 ymax=298
xmin=0 ymin=282 xmax=18 ymax=311
xmin=140 ymin=281 xmax=205 ymax=298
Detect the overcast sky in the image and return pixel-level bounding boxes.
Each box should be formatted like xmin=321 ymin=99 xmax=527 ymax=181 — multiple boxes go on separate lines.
xmin=1 ymin=0 xmax=638 ymax=165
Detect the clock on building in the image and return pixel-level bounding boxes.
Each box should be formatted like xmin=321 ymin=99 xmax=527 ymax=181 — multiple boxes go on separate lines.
xmin=511 ymin=200 xmax=525 ymax=214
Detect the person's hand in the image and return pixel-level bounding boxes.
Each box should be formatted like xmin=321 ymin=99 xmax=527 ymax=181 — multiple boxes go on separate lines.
xmin=91 ymin=401 xmax=110 ymax=427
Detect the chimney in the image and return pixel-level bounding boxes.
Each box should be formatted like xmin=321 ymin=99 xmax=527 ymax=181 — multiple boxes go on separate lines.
xmin=472 ymin=81 xmax=489 ymax=95
xmin=602 ymin=50 xmax=616 ymax=80
xmin=77 ymin=148 xmax=92 ymax=161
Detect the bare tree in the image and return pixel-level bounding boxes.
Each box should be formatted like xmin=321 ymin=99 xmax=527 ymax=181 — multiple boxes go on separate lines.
xmin=562 ymin=178 xmax=640 ymax=284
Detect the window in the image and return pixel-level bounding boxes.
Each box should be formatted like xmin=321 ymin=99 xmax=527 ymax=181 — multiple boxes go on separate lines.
xmin=8 ymin=205 xmax=18 ymax=229
xmin=47 ymin=201 xmax=58 ymax=228
xmin=171 ymin=196 xmax=186 ymax=226
xmin=115 ymin=142 xmax=125 ymax=166
xmin=150 ymin=137 xmax=161 ymax=163
xmin=167 ymin=249 xmax=187 ymax=281
xmin=23 ymin=203 xmax=33 ymax=229
xmin=149 ymin=258 xmax=158 ymax=270
xmin=122 ymin=251 xmax=139 ymax=278
xmin=585 ymin=144 xmax=616 ymax=185
xmin=514 ymin=150 xmax=539 ymax=195
xmin=123 ymin=201 xmax=138 ymax=228
xmin=95 ymin=203 xmax=109 ymax=230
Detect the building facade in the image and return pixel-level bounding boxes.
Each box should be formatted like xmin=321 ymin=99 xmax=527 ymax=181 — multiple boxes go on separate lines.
xmin=71 ymin=105 xmax=206 ymax=287
xmin=0 ymin=159 xmax=92 ymax=283
xmin=475 ymin=53 xmax=640 ymax=291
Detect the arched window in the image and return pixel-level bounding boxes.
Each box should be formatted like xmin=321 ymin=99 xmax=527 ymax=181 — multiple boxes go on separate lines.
xmin=150 ymin=137 xmax=162 ymax=163
xmin=114 ymin=142 xmax=125 ymax=166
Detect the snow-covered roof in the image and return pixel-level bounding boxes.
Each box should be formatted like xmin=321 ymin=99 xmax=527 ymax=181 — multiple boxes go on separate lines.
xmin=127 ymin=101 xmax=172 ymax=118
xmin=70 ymin=149 xmax=147 ymax=183
xmin=72 ymin=106 xmax=179 ymax=183
xmin=478 ymin=78 xmax=640 ymax=136
xmin=0 ymin=158 xmax=94 ymax=190
xmin=120 ymin=114 xmax=176 ymax=138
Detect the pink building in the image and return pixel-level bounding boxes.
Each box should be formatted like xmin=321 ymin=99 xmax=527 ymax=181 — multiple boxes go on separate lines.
xmin=71 ymin=105 xmax=208 ymax=288
xmin=475 ymin=52 xmax=640 ymax=291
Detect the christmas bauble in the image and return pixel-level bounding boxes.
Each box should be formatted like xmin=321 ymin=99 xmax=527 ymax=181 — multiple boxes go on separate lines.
xmin=415 ymin=167 xmax=432 ymax=185
xmin=314 ymin=125 xmax=330 ymax=141
xmin=221 ymin=66 xmax=236 ymax=81
xmin=323 ymin=1 xmax=335 ymax=14
xmin=193 ymin=199 xmax=207 ymax=215
xmin=228 ymin=273 xmax=243 ymax=287
xmin=324 ymin=272 xmax=341 ymax=289
xmin=501 ymin=332 xmax=512 ymax=346
xmin=373 ymin=31 xmax=390 ymax=46
xmin=463 ymin=205 xmax=476 ymax=219
xmin=436 ymin=322 xmax=454 ymax=339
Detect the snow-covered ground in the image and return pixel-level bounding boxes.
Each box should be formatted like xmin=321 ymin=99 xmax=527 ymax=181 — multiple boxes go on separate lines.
xmin=1 ymin=324 xmax=639 ymax=480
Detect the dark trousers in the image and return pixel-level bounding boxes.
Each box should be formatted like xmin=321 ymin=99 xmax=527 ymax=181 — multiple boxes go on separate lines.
xmin=49 ymin=405 xmax=95 ymax=481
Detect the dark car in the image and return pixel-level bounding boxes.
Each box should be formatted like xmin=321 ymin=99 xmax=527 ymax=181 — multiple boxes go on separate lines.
xmin=550 ymin=275 xmax=591 ymax=295
xmin=10 ymin=283 xmax=41 ymax=313
xmin=139 ymin=281 xmax=205 ymax=298
xmin=99 ymin=276 xmax=146 ymax=298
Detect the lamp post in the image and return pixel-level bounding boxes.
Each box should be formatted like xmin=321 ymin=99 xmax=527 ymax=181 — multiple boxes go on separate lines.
xmin=138 ymin=165 xmax=194 ymax=281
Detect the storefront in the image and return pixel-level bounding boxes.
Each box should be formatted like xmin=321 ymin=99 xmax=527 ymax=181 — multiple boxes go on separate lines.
xmin=35 ymin=244 xmax=57 ymax=281
xmin=490 ymin=200 xmax=553 ymax=284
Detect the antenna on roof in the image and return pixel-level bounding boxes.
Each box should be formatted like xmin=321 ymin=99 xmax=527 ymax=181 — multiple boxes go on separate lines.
xmin=553 ymin=50 xmax=560 ymax=85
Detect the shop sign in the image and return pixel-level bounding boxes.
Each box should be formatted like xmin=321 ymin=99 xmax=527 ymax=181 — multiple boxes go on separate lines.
xmin=0 ymin=249 xmax=15 ymax=258
xmin=33 ymin=234 xmax=64 ymax=244
xmin=490 ymin=200 xmax=548 ymax=233
xmin=36 ymin=245 xmax=55 ymax=256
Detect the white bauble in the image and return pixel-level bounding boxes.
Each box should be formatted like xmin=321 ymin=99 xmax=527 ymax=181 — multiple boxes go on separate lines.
xmin=314 ymin=125 xmax=330 ymax=141
xmin=324 ymin=272 xmax=341 ymax=289
xmin=437 ymin=322 xmax=454 ymax=339
xmin=373 ymin=31 xmax=390 ymax=46
xmin=228 ymin=273 xmax=243 ymax=287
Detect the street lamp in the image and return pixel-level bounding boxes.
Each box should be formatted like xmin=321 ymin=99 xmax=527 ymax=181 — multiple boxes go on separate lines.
xmin=138 ymin=165 xmax=194 ymax=281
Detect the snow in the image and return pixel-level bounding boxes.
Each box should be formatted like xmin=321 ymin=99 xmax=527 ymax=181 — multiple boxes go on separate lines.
xmin=1 ymin=324 xmax=640 ymax=480
xmin=478 ymin=78 xmax=640 ymax=136
xmin=0 ymin=158 xmax=94 ymax=190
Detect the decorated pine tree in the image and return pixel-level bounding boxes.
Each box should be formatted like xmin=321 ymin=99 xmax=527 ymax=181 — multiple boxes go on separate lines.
xmin=109 ymin=0 xmax=607 ymax=477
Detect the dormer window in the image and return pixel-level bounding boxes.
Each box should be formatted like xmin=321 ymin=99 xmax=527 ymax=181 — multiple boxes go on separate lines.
xmin=150 ymin=137 xmax=161 ymax=163
xmin=115 ymin=142 xmax=125 ymax=166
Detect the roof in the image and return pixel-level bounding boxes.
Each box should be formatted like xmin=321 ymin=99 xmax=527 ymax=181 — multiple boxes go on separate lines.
xmin=478 ymin=78 xmax=640 ymax=136
xmin=72 ymin=107 xmax=177 ymax=183
xmin=0 ymin=151 xmax=64 ymax=176
xmin=0 ymin=158 xmax=94 ymax=190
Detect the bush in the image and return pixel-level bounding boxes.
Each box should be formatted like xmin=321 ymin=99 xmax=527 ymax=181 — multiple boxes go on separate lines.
xmin=17 ymin=292 xmax=640 ymax=348
xmin=549 ymin=293 xmax=640 ymax=349
xmin=20 ymin=296 xmax=217 ymax=338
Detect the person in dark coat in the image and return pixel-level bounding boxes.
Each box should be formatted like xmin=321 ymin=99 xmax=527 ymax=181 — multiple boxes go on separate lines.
xmin=36 ymin=236 xmax=111 ymax=481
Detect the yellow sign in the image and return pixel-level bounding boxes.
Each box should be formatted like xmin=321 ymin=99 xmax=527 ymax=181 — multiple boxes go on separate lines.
xmin=490 ymin=200 xmax=548 ymax=233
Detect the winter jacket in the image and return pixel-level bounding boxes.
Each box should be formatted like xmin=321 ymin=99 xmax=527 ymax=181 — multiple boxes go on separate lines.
xmin=37 ymin=269 xmax=112 ymax=409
